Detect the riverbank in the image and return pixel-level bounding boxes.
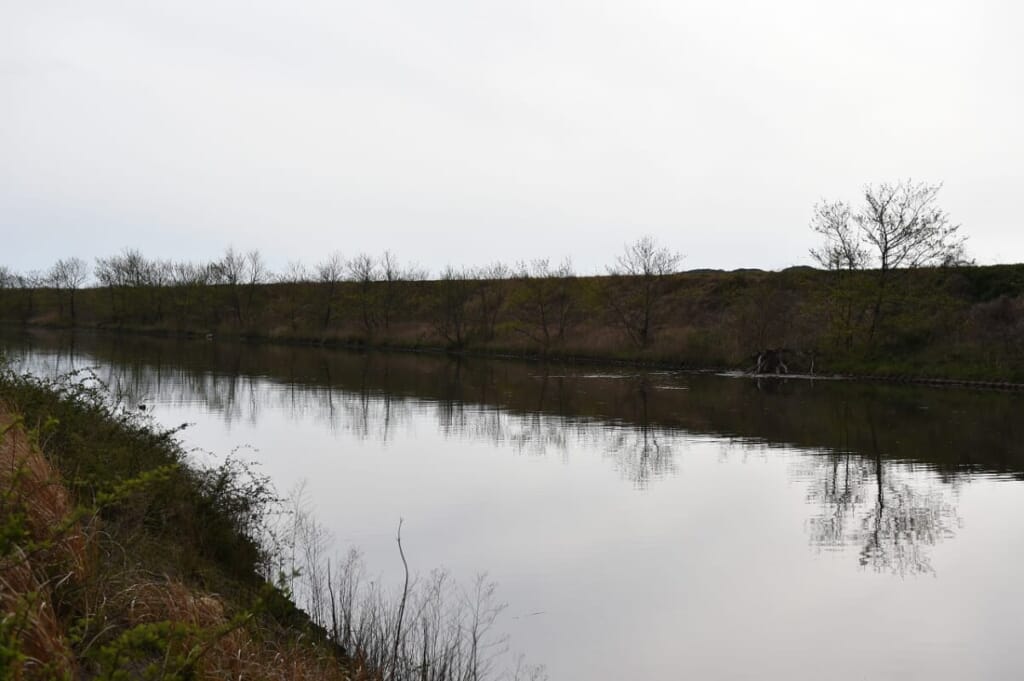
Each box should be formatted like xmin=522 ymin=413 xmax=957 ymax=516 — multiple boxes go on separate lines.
xmin=3 ymin=263 xmax=1024 ymax=383
xmin=0 ymin=354 xmax=550 ymax=680
xmin=0 ymin=366 xmax=355 ymax=679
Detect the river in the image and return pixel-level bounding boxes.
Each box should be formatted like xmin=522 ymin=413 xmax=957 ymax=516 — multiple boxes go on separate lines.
xmin=2 ymin=329 xmax=1023 ymax=680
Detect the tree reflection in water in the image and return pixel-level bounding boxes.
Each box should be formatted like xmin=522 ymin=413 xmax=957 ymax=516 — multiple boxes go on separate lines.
xmin=6 ymin=331 xmax=999 ymax=575
xmin=803 ymin=403 xmax=960 ymax=575
xmin=601 ymin=380 xmax=676 ymax=488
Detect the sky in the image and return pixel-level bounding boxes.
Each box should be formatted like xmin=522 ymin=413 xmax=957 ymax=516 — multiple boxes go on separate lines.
xmin=2 ymin=0 xmax=1022 ymax=276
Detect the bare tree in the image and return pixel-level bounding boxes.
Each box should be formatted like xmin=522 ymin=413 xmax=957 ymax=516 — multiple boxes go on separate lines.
xmin=215 ymin=247 xmax=248 ymax=324
xmin=48 ymin=257 xmax=89 ymax=323
xmin=242 ymin=249 xmax=270 ymax=325
xmin=605 ymin=236 xmax=682 ymax=348
xmin=435 ymin=266 xmax=475 ymax=347
xmin=809 ymin=202 xmax=871 ymax=349
xmin=11 ymin=271 xmax=43 ymax=323
xmin=94 ymin=248 xmax=168 ymax=323
xmin=857 ymin=181 xmax=965 ymax=271
xmin=512 ymin=258 xmax=576 ymax=353
xmin=276 ymin=260 xmax=310 ymax=331
xmin=810 ymin=201 xmax=870 ymax=271
xmin=0 ymin=266 xmax=13 ymax=319
xmin=348 ymin=253 xmax=380 ymax=335
xmin=206 ymin=247 xmax=268 ymax=326
xmin=315 ymin=251 xmax=345 ymax=331
xmin=473 ymin=262 xmax=512 ymax=342
xmin=169 ymin=259 xmax=217 ymax=328
xmin=811 ymin=181 xmax=967 ymax=342
xmin=379 ymin=251 xmax=424 ymax=330
xmin=144 ymin=252 xmax=173 ymax=321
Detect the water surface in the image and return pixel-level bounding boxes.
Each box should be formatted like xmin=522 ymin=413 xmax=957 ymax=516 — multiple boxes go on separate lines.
xmin=3 ymin=330 xmax=1023 ymax=680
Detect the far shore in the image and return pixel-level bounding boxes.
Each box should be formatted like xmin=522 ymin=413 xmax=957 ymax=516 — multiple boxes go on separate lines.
xmin=6 ymin=319 xmax=1024 ymax=393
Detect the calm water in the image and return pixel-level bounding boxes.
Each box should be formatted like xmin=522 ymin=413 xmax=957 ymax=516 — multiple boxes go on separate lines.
xmin=3 ymin=330 xmax=1024 ymax=680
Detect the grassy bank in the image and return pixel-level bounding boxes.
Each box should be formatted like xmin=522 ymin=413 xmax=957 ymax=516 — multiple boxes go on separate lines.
xmin=3 ymin=264 xmax=1024 ymax=382
xmin=0 ymin=365 xmax=355 ymax=680
xmin=0 ymin=360 xmax=546 ymax=680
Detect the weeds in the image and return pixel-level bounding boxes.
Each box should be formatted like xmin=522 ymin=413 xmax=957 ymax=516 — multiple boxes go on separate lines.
xmin=282 ymin=493 xmax=547 ymax=681
xmin=0 ymin=366 xmax=346 ymax=680
xmin=0 ymin=363 xmax=544 ymax=680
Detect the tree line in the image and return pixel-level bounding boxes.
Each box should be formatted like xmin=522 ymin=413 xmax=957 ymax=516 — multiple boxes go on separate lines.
xmin=3 ymin=180 xmax=1020 ymax=379
xmin=0 ymin=237 xmax=685 ymax=353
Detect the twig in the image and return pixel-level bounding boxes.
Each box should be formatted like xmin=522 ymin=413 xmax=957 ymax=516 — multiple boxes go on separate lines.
xmin=391 ymin=518 xmax=410 ymax=680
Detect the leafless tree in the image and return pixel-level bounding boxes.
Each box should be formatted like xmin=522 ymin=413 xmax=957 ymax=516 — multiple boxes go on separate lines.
xmin=379 ymin=251 xmax=424 ymax=329
xmin=348 ymin=253 xmax=381 ymax=334
xmin=214 ymin=247 xmax=248 ymax=324
xmin=277 ymin=261 xmax=310 ymax=331
xmin=811 ymin=181 xmax=968 ymax=342
xmin=512 ymin=258 xmax=576 ymax=352
xmin=209 ymin=247 xmax=268 ymax=326
xmin=10 ymin=270 xmax=43 ymax=323
xmin=315 ymin=251 xmax=345 ymax=331
xmin=857 ymin=181 xmax=965 ymax=271
xmin=859 ymin=181 xmax=966 ymax=339
xmin=241 ymin=249 xmax=270 ymax=323
xmin=473 ymin=262 xmax=512 ymax=342
xmin=93 ymin=248 xmax=175 ymax=323
xmin=809 ymin=202 xmax=872 ymax=349
xmin=605 ymin=236 xmax=682 ymax=348
xmin=168 ymin=260 xmax=216 ymax=328
xmin=435 ymin=266 xmax=475 ymax=347
xmin=810 ymin=201 xmax=870 ymax=271
xmin=48 ymin=256 xmax=89 ymax=323
xmin=0 ymin=266 xmax=13 ymax=319
xmin=94 ymin=248 xmax=151 ymax=287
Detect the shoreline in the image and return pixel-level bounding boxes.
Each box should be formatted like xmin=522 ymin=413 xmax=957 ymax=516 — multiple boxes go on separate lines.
xmin=7 ymin=321 xmax=1024 ymax=393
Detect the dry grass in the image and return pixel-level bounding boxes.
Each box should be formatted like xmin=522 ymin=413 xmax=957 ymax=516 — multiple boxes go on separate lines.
xmin=113 ymin=577 xmax=354 ymax=681
xmin=1 ymin=409 xmax=353 ymax=681
xmin=0 ymin=410 xmax=81 ymax=679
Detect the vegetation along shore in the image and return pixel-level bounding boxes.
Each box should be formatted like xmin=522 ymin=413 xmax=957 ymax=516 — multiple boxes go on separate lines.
xmin=2 ymin=182 xmax=1022 ymax=383
xmin=0 ymin=363 xmax=544 ymax=680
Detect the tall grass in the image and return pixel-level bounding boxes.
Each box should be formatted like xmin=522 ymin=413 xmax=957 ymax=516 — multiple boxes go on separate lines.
xmin=281 ymin=495 xmax=547 ymax=681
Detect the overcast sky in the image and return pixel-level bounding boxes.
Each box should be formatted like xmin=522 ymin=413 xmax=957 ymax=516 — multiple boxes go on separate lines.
xmin=2 ymin=0 xmax=1022 ymax=276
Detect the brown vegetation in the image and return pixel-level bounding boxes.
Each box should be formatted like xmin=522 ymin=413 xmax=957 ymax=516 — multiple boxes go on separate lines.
xmin=1 ymin=412 xmax=81 ymax=678
xmin=0 ymin=402 xmax=354 ymax=680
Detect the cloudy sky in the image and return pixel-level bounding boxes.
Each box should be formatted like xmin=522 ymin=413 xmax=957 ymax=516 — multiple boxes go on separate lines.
xmin=2 ymin=0 xmax=1022 ymax=275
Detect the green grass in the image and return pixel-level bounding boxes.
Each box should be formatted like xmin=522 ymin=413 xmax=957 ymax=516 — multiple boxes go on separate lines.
xmin=0 ymin=363 xmax=352 ymax=680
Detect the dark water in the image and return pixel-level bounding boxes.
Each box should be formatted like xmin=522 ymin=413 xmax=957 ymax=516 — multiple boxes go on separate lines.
xmin=3 ymin=330 xmax=1024 ymax=680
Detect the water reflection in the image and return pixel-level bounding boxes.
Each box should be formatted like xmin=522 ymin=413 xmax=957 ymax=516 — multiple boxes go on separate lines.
xmin=2 ymin=329 xmax=1019 ymax=578
xmin=803 ymin=449 xmax=960 ymax=575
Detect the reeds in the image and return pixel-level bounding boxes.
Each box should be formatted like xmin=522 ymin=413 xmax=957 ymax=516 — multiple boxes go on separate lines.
xmin=283 ymin=499 xmax=547 ymax=681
